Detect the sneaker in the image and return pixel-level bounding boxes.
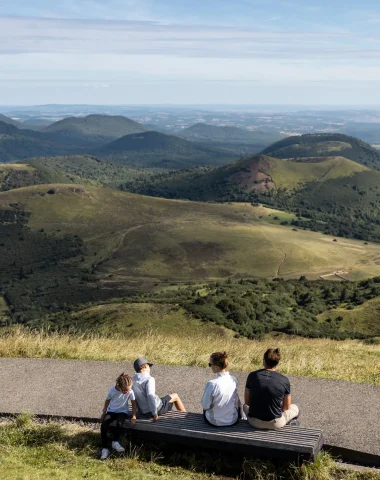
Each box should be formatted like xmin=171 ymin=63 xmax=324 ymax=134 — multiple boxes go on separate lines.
xmin=100 ymin=448 xmax=110 ymax=460
xmin=112 ymin=441 xmax=125 ymax=453
xmin=288 ymin=419 xmax=301 ymax=427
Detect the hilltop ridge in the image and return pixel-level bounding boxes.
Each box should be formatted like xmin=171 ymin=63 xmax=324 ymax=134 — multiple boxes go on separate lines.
xmin=96 ymin=130 xmax=235 ymax=168
xmin=261 ymin=133 xmax=380 ymax=169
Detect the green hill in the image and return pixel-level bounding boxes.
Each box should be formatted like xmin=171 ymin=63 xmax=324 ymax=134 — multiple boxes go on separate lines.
xmin=123 ymin=154 xmax=369 ymax=201
xmin=179 ymin=123 xmax=285 ymax=155
xmin=0 ymin=156 xmax=159 ymax=191
xmin=261 ymin=133 xmax=380 ymax=169
xmin=0 ymin=114 xmax=23 ymax=128
xmin=44 ymin=114 xmax=148 ymax=147
xmin=318 ymin=296 xmax=380 ymax=337
xmin=0 ymin=121 xmax=69 ymax=163
xmin=96 ymin=130 xmax=235 ymax=168
xmin=1 ymin=184 xmax=380 ymax=323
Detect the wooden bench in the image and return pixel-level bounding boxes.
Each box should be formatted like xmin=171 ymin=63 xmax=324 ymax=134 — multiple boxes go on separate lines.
xmin=113 ymin=411 xmax=324 ymax=463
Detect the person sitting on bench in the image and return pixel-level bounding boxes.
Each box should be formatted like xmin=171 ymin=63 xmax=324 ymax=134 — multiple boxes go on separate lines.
xmin=132 ymin=357 xmax=186 ymax=422
xmin=244 ymin=348 xmax=299 ymax=429
xmin=201 ymin=351 xmax=240 ymax=426
xmin=100 ymin=372 xmax=137 ymax=460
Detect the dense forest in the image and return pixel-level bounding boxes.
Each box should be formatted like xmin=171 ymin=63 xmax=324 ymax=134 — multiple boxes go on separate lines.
xmin=148 ymin=277 xmax=380 ymax=339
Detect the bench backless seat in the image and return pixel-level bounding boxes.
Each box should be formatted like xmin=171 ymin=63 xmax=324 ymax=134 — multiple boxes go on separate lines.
xmin=116 ymin=411 xmax=324 ymax=462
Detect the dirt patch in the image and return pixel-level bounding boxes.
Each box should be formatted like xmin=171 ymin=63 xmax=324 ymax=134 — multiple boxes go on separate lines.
xmin=230 ymin=158 xmax=275 ymax=191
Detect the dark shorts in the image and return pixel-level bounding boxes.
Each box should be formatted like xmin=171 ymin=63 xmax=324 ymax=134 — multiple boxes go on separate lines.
xmin=139 ymin=395 xmax=174 ymax=418
xmin=158 ymin=395 xmax=174 ymax=416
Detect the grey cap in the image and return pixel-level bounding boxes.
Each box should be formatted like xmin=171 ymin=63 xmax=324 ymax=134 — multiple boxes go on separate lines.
xmin=133 ymin=357 xmax=153 ymax=372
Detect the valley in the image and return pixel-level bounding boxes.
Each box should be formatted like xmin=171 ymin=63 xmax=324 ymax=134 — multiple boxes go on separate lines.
xmin=1 ymin=112 xmax=380 ymax=342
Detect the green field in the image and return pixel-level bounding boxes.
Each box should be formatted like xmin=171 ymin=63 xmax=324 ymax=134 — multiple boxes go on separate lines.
xmin=265 ymin=156 xmax=368 ymax=189
xmin=1 ymin=185 xmax=380 ymax=285
xmin=55 ymin=302 xmax=230 ymax=337
xmin=319 ymin=296 xmax=380 ymax=337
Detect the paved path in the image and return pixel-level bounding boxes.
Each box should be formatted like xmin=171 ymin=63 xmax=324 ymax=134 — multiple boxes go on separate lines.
xmin=0 ymin=358 xmax=378 ymax=456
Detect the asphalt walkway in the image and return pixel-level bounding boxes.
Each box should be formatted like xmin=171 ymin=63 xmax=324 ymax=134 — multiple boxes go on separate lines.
xmin=0 ymin=358 xmax=378 ymax=456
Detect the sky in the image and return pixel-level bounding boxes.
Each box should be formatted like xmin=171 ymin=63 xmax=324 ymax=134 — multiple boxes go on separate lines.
xmin=1 ymin=0 xmax=380 ymax=105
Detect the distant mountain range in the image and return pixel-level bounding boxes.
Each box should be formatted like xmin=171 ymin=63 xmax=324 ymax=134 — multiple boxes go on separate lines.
xmin=0 ymin=115 xmax=242 ymax=167
xmin=96 ymin=130 xmax=235 ymax=168
xmin=178 ymin=123 xmax=285 ymax=156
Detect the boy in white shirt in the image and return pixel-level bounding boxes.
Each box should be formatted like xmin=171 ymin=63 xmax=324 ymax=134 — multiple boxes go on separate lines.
xmin=100 ymin=372 xmax=137 ymax=460
xmin=132 ymin=357 xmax=186 ymax=421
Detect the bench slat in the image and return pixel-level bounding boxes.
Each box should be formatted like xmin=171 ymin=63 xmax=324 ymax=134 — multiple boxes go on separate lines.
xmin=115 ymin=411 xmax=323 ymax=458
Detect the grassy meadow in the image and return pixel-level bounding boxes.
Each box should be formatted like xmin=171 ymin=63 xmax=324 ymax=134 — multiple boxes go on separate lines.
xmin=1 ymin=323 xmax=379 ymax=385
xmin=1 ymin=414 xmax=378 ymax=480
xmin=318 ymin=296 xmax=380 ymax=336
xmin=264 ymin=155 xmax=368 ymax=190
xmin=1 ymin=184 xmax=380 ymax=284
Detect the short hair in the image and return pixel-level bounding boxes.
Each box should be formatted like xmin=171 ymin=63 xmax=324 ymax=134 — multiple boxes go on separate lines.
xmin=263 ymin=348 xmax=281 ymax=368
xmin=137 ymin=363 xmax=149 ymax=373
xmin=210 ymin=351 xmax=229 ymax=370
xmin=116 ymin=372 xmax=133 ymax=390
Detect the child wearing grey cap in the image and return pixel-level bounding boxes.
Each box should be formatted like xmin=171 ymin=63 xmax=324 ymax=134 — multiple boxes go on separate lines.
xmin=132 ymin=357 xmax=186 ymax=422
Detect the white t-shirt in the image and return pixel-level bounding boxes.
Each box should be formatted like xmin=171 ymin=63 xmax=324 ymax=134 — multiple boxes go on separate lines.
xmin=106 ymin=386 xmax=135 ymax=414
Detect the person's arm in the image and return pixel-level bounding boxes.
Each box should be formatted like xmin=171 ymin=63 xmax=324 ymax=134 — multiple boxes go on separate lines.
xmin=282 ymin=379 xmax=291 ymax=412
xmin=146 ymin=377 xmax=159 ymax=421
xmin=244 ymin=373 xmax=253 ymax=406
xmin=201 ymin=381 xmax=214 ymax=411
xmin=282 ymin=395 xmax=291 ymax=412
xmin=101 ymin=399 xmax=111 ymax=421
xmin=131 ymin=400 xmax=137 ymax=424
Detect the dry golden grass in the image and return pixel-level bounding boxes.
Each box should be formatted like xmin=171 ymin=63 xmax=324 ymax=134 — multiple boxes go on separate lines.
xmin=1 ymin=326 xmax=379 ymax=385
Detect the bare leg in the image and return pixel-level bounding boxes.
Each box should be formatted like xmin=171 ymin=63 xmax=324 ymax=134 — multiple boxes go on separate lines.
xmin=169 ymin=393 xmax=186 ymax=412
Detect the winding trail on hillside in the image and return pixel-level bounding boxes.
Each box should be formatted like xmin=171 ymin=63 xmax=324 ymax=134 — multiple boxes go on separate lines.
xmin=320 ymin=157 xmax=343 ymax=181
xmin=0 ymin=358 xmax=378 ymax=457
xmin=275 ymin=251 xmax=287 ymax=277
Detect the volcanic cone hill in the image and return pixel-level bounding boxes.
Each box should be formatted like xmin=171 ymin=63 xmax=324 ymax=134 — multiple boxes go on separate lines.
xmin=43 ymin=114 xmax=149 ymax=147
xmin=122 ymin=154 xmax=369 ymax=201
xmin=260 ymin=133 xmax=380 ymax=169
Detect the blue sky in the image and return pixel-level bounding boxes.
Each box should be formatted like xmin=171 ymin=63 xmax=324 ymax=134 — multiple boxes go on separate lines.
xmin=1 ymin=0 xmax=380 ymax=105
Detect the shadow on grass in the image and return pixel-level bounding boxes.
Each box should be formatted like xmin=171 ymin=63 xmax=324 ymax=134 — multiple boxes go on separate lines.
xmin=0 ymin=414 xmax=376 ymax=480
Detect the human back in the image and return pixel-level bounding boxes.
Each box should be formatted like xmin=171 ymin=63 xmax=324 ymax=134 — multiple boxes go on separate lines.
xmin=244 ymin=348 xmax=299 ymax=429
xmin=246 ymin=368 xmax=290 ymax=421
xmin=202 ymin=351 xmax=240 ymax=427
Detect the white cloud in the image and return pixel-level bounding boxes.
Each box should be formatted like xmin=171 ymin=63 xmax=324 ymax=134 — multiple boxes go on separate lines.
xmin=0 ymin=15 xmax=368 ymax=61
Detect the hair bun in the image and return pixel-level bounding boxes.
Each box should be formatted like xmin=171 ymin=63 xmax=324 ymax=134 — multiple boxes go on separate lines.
xmin=274 ymin=348 xmax=280 ymax=354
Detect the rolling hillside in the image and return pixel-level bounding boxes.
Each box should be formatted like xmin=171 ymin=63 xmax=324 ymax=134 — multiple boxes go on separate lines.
xmin=44 ymin=114 xmax=148 ymax=147
xmin=1 ymin=183 xmax=380 ymax=339
xmin=261 ymin=133 xmax=380 ymax=169
xmin=0 ymin=185 xmax=380 ymax=281
xmin=179 ymin=123 xmax=285 ymax=155
xmin=96 ymin=130 xmax=235 ymax=168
